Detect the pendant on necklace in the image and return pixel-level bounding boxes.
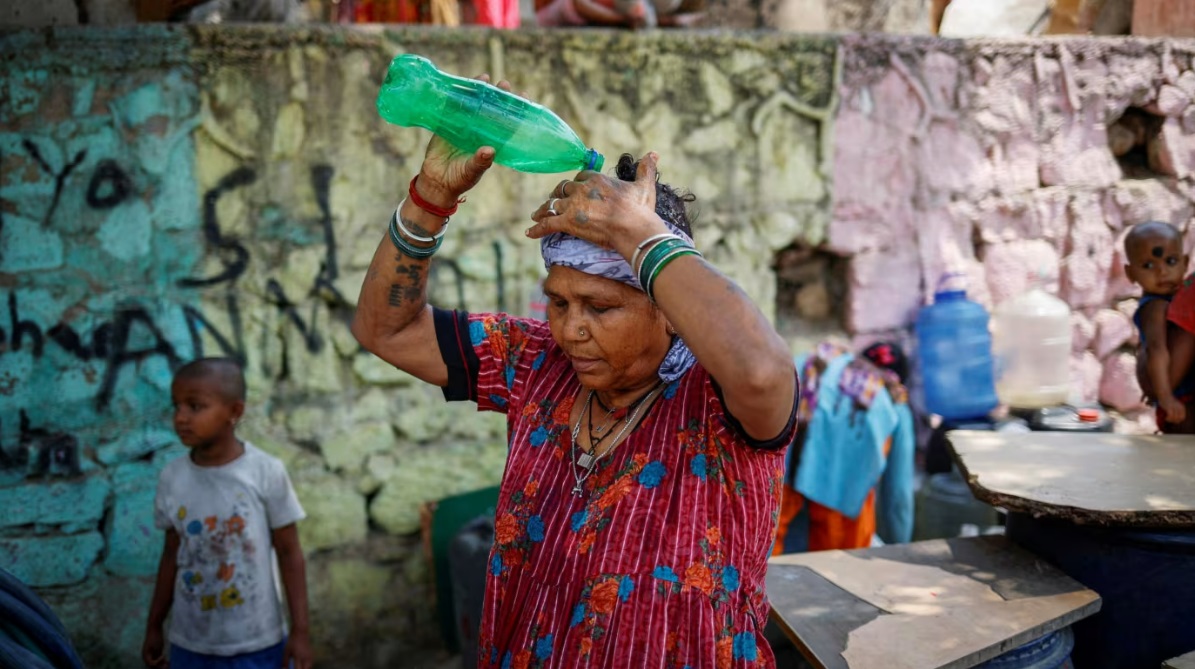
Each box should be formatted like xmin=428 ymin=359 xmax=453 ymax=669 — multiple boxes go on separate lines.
xmin=576 ymin=451 xmax=596 ymax=470
xmin=571 ymin=481 xmax=584 ymax=497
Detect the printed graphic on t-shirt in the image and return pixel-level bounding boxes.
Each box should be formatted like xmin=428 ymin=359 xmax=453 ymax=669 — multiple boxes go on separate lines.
xmin=175 ymin=501 xmax=260 ymax=615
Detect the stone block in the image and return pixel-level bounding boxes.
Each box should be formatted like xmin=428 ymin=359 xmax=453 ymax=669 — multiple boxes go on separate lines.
xmin=1071 ymin=312 xmax=1095 ymax=353
xmin=0 ymin=214 xmax=65 ymax=272
xmin=369 ymin=440 xmax=507 ymax=535
xmin=917 ymin=205 xmax=979 ymax=302
xmin=320 ymin=422 xmax=396 ymax=473
xmin=308 ymin=557 xmax=395 ymax=629
xmin=983 ymin=240 xmax=1061 ymax=306
xmin=1070 ymin=351 xmax=1102 ymax=404
xmin=0 ymin=533 xmax=104 ymax=586
xmin=104 ymin=459 xmax=171 ymax=577
xmin=846 ymin=245 xmax=922 ymax=333
xmin=285 ymin=405 xmax=336 ymax=445
xmin=292 ymin=469 xmax=367 ymax=552
xmin=1062 ymin=196 xmax=1115 ymax=308
xmin=990 ymin=136 xmax=1040 ymax=195
xmin=1156 ymin=84 xmax=1192 ymax=117
xmin=918 ymin=120 xmax=993 ymax=198
xmin=1100 ymin=351 xmax=1145 ymax=412
xmin=352 ymin=354 xmax=418 ymax=386
xmin=1149 ymin=116 xmax=1195 ymax=178
xmin=971 ymin=55 xmax=1037 ymax=136
xmin=1093 ymin=309 xmax=1136 ymax=359
xmin=0 ymin=475 xmax=111 ymax=528
xmin=1039 ymin=103 xmax=1122 ymax=188
xmin=830 ymin=105 xmax=915 ymax=250
xmin=1105 ymin=179 xmax=1191 ymax=230
xmin=97 ymin=427 xmax=178 ymax=466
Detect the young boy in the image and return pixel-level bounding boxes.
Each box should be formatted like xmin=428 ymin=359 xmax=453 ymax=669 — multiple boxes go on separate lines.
xmin=142 ymin=358 xmax=313 ymax=669
xmin=1124 ymin=221 xmax=1190 ymax=428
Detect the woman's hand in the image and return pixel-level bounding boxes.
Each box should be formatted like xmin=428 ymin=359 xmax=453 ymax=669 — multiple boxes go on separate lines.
xmin=526 ymin=151 xmax=669 ymax=260
xmin=413 ymin=75 xmax=515 ymax=208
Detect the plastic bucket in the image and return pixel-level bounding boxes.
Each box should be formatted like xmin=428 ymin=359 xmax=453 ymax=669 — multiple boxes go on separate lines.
xmin=977 ymin=627 xmax=1074 ymax=669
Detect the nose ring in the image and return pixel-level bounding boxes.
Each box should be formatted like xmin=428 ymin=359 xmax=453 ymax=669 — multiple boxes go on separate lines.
xmin=579 ymin=327 xmax=587 ymax=337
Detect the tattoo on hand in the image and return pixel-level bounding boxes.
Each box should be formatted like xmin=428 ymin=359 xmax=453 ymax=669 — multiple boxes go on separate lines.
xmin=574 ymin=210 xmax=589 ymax=225
xmin=587 ymin=188 xmax=604 ymax=201
xmin=387 ymin=284 xmax=404 ymax=307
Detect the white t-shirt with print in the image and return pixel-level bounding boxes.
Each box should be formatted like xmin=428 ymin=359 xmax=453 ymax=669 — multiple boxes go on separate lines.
xmin=153 ymin=442 xmax=306 ymax=656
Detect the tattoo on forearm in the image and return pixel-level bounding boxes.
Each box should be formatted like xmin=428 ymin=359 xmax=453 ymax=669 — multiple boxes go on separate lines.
xmin=386 ymin=258 xmax=429 ymax=308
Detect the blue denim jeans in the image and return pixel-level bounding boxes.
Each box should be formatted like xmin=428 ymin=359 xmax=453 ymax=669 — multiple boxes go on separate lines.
xmin=170 ymin=639 xmax=287 ymax=669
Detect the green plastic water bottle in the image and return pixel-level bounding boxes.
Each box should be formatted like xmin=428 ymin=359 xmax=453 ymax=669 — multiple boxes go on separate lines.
xmin=377 ymin=54 xmax=604 ymax=174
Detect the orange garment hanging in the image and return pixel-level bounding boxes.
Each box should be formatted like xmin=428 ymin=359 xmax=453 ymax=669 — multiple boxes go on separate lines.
xmin=772 ymin=437 xmax=890 ymax=555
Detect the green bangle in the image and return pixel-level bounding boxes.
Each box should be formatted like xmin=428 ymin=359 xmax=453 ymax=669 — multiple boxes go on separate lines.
xmin=637 ymin=238 xmax=690 ymax=288
xmin=389 ymin=210 xmax=442 ymax=259
xmin=645 ymin=248 xmax=701 ymax=299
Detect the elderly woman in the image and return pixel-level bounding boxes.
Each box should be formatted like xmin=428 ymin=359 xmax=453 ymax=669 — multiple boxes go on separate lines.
xmin=352 ymin=78 xmax=797 ymax=668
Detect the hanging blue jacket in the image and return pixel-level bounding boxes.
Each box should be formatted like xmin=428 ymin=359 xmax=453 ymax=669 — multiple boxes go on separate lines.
xmin=789 ymin=353 xmax=915 ymax=543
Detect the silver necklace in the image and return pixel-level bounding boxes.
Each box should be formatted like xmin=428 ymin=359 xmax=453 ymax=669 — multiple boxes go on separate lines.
xmin=569 ymin=385 xmax=661 ymax=497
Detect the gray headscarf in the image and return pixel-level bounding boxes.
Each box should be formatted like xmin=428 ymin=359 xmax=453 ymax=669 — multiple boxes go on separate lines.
xmin=540 ymin=225 xmax=697 ymax=383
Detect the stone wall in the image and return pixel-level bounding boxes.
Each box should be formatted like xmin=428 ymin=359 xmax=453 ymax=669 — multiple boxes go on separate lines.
xmin=0 ymin=25 xmax=834 ymax=668
xmin=834 ymin=35 xmax=1195 ymax=424
xmin=1 ymin=25 xmax=1191 ymax=668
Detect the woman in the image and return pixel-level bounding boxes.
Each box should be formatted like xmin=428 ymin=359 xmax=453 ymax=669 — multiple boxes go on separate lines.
xmin=352 ymin=77 xmax=797 ymax=668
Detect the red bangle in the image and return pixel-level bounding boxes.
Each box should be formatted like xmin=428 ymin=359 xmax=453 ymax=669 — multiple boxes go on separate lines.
xmin=408 ymin=176 xmax=464 ymax=218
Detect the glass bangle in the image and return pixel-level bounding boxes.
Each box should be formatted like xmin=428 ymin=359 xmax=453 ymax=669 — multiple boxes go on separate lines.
xmin=645 ymin=248 xmax=701 ymax=299
xmin=389 ymin=210 xmax=441 ymax=259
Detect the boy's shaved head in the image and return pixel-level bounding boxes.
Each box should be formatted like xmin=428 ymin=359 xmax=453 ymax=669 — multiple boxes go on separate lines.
xmin=1125 ymin=221 xmax=1182 ymax=259
xmin=173 ymin=358 xmax=246 ymax=402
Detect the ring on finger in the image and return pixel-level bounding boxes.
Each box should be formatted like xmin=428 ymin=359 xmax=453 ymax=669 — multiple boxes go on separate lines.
xmin=555 ymin=180 xmax=571 ymax=198
xmin=546 ymin=197 xmax=560 ymax=216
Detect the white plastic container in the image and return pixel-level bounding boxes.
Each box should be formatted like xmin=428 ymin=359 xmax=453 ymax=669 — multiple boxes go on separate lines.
xmin=991 ymin=285 xmax=1073 ymax=409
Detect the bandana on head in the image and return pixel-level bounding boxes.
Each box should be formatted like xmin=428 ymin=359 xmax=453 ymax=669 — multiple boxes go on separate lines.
xmin=540 ymin=224 xmax=697 ymax=383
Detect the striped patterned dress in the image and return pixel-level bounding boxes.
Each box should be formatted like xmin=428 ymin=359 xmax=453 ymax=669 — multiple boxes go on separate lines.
xmin=435 ymin=310 xmax=793 ymax=669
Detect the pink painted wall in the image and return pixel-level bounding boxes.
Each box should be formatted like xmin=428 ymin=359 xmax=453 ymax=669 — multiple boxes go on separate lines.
xmin=832 ymin=36 xmax=1195 ymax=424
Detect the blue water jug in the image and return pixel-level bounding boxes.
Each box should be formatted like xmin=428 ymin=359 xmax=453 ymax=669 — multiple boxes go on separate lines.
xmin=916 ymin=275 xmax=999 ymax=421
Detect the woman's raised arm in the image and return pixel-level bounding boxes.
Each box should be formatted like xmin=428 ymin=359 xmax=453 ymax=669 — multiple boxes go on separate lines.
xmin=352 ymin=77 xmax=508 ymax=386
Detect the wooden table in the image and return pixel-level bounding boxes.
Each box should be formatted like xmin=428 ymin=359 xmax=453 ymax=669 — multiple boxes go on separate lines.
xmin=1165 ymin=651 xmax=1195 ymax=669
xmin=766 ymin=536 xmax=1100 ymax=669
xmin=947 ymin=431 xmax=1195 ymax=526
xmin=946 ymin=430 xmax=1195 ymax=668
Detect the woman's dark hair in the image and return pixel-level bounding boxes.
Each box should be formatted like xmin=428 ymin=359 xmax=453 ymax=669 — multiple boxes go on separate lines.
xmin=614 ymin=153 xmax=696 ymax=239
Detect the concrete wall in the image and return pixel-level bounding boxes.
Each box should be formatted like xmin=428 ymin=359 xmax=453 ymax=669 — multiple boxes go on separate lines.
xmin=1 ymin=25 xmax=1190 ymax=667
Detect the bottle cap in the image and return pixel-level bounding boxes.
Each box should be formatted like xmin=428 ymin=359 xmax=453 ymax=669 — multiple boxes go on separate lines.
xmin=585 ymin=149 xmax=604 ymax=172
xmin=1077 ymin=408 xmax=1101 ymax=422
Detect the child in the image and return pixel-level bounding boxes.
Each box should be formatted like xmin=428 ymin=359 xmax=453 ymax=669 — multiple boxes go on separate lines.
xmin=142 ymin=358 xmax=312 ymax=669
xmin=1124 ymin=221 xmax=1190 ymax=428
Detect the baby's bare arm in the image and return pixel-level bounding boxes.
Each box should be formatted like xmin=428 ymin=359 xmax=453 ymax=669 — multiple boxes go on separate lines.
xmin=1141 ymin=301 xmax=1176 ymax=401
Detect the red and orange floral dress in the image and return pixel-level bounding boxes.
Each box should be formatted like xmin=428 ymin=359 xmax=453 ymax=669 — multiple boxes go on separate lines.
xmin=434 ymin=309 xmax=796 ymax=669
